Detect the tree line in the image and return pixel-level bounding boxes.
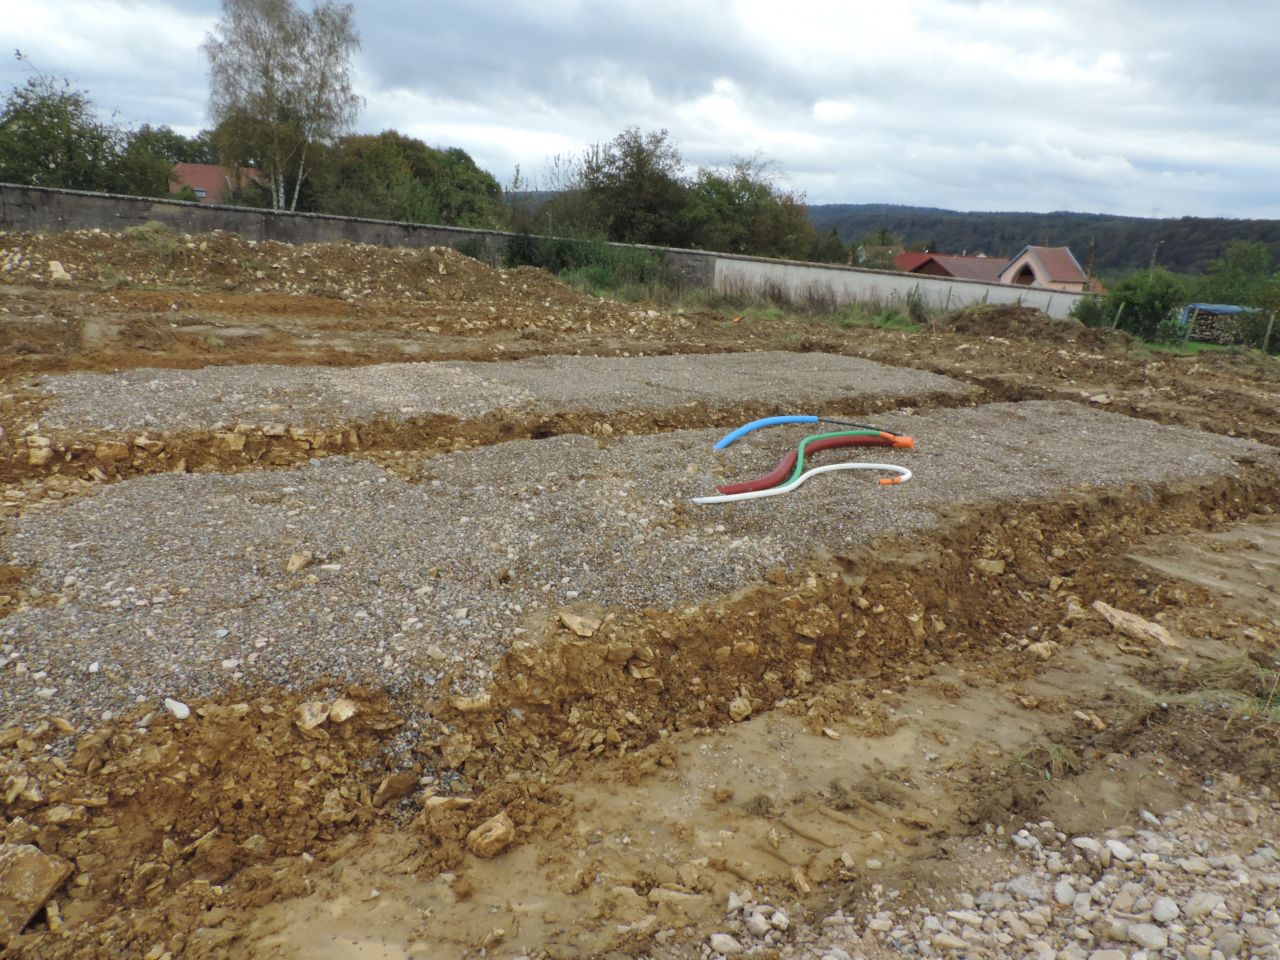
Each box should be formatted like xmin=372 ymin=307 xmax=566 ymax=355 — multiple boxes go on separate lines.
xmin=5 ymin=0 xmax=1278 ymax=280
xmin=808 ymin=203 xmax=1280 ymax=276
xmin=0 ymin=1 xmax=506 ymax=229
xmin=0 ymin=0 xmax=842 ymax=262
xmin=0 ymin=69 xmax=506 ymax=228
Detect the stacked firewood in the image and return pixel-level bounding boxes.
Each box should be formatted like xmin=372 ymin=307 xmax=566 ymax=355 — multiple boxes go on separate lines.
xmin=1189 ymin=309 xmax=1247 ymax=344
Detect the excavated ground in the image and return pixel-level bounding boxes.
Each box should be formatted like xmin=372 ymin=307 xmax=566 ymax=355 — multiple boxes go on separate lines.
xmin=3 ymin=352 xmax=973 ymax=485
xmin=0 ymin=400 xmax=1273 ymax=735
xmin=1 ymin=228 xmax=1279 ymax=960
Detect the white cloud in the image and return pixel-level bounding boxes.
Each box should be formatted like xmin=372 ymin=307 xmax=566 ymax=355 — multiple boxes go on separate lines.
xmin=1 ymin=0 xmax=1277 ymax=217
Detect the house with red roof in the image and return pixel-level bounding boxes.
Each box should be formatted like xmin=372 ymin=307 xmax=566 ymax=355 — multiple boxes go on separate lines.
xmin=896 ymin=245 xmax=1103 ymax=293
xmin=998 ymin=245 xmax=1097 ymax=293
xmin=893 ymin=252 xmax=1007 ymax=283
xmin=168 ymin=163 xmax=262 ymax=204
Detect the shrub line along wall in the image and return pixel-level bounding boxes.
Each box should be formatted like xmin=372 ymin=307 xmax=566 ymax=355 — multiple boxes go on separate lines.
xmin=0 ymin=182 xmax=1083 ymax=318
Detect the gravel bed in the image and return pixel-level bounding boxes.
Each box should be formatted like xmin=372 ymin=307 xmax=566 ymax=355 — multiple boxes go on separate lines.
xmin=695 ymin=783 xmax=1280 ymax=959
xmin=30 ymin=352 xmax=974 ymax=437
xmin=0 ymin=401 xmax=1272 ymax=729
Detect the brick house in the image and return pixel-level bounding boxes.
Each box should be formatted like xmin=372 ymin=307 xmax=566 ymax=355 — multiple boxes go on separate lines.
xmin=168 ymin=163 xmax=262 ymax=204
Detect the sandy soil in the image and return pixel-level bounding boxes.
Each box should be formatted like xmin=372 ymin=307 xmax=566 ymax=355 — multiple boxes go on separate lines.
xmin=1 ymin=229 xmax=1278 ymax=959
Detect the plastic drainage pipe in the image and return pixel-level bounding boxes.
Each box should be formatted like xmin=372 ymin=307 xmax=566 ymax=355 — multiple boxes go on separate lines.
xmin=716 ymin=434 xmax=894 ymax=495
xmin=713 ymin=415 xmax=819 ymax=450
xmin=692 ymin=461 xmax=912 ymax=505
xmin=783 ymin=429 xmax=914 ymax=488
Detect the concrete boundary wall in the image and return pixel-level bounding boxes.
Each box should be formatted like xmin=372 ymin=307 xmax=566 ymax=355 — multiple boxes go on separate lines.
xmin=0 ymin=182 xmax=512 ymax=256
xmin=0 ymin=182 xmax=1082 ymax=317
xmin=712 ymin=255 xmax=1082 ymax=319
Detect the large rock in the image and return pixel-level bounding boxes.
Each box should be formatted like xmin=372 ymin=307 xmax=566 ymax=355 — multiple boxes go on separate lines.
xmin=0 ymin=843 xmax=72 ymax=945
xmin=466 ymin=811 xmax=515 ymax=859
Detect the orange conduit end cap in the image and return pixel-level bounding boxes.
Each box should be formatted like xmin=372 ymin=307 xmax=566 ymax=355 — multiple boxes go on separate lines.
xmin=891 ymin=435 xmax=915 ymax=448
xmin=878 ymin=476 xmax=905 ymax=485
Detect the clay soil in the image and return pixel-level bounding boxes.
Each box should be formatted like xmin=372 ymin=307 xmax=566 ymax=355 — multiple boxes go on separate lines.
xmin=1 ymin=229 xmax=1279 ymax=959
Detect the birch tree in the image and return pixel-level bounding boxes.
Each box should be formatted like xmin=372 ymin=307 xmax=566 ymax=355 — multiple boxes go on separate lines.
xmin=203 ymin=0 xmax=361 ymax=211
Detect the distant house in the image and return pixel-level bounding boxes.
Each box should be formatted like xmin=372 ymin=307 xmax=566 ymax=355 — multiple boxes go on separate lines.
xmin=895 ymin=244 xmax=1103 ymax=293
xmin=168 ymin=163 xmax=261 ymax=204
xmin=894 ymin=252 xmax=1007 ymax=283
xmin=997 ymin=245 xmax=1097 ymax=293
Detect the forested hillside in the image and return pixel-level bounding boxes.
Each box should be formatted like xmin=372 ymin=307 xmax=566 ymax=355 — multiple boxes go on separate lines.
xmin=807 ymin=204 xmax=1280 ymax=275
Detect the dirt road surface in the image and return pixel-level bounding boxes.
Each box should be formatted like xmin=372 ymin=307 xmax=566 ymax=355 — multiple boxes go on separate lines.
xmin=1 ymin=228 xmax=1278 ymax=959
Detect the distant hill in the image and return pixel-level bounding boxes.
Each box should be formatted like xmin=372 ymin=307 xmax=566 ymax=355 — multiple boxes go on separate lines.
xmin=807 ymin=203 xmax=1280 ymax=276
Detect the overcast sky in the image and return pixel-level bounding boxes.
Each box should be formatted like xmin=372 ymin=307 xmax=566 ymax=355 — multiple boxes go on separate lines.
xmin=3 ymin=0 xmax=1278 ymax=218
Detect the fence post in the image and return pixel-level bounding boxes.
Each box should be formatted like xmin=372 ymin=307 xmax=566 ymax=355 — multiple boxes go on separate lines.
xmin=1264 ymin=310 xmax=1276 ymax=354
xmin=1111 ymin=302 xmax=1126 ymax=330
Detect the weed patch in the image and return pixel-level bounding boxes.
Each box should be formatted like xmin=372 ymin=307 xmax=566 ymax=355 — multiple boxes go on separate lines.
xmin=1162 ymin=655 xmax=1280 ymax=723
xmin=1009 ymin=742 xmax=1084 ymax=781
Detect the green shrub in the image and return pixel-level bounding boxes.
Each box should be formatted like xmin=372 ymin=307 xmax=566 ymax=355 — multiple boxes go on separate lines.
xmin=1070 ymin=293 xmax=1109 ymax=328
xmin=503 ymin=234 xmax=672 ymax=289
xmin=1102 ymin=269 xmax=1189 ymax=341
xmin=905 ymin=285 xmax=930 ymax=325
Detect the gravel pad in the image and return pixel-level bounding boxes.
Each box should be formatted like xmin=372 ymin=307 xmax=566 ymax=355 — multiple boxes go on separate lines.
xmin=1 ymin=401 xmax=1271 ymax=727
xmin=32 ymin=352 xmax=973 ymax=436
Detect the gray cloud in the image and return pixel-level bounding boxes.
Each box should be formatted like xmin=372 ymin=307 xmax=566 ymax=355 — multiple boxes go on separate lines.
xmin=2 ymin=0 xmax=1277 ymax=217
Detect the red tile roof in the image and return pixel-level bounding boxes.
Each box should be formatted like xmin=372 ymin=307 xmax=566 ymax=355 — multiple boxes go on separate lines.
xmin=926 ymin=254 xmax=1007 ymax=282
xmin=1027 ymin=245 xmax=1088 ymax=283
xmin=1000 ymin=246 xmax=1089 ymax=285
xmin=894 ymin=252 xmax=933 ymax=271
xmin=896 ymin=251 xmax=1007 ymax=282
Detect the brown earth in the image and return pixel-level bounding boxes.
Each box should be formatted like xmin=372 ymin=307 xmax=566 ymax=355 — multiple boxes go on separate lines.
xmin=1 ymin=228 xmax=1278 ymax=958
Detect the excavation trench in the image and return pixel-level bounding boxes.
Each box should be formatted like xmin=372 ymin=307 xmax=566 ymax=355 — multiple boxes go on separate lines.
xmin=426 ymin=465 xmax=1280 ymax=788
xmin=1 ymin=351 xmax=976 ymax=488
xmin=3 ymin=463 xmax=1278 ymax=959
xmin=1 ymin=390 xmax=976 ymax=489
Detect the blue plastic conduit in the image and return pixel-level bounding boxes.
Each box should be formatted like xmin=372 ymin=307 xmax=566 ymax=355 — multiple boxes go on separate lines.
xmin=713 ymin=415 xmax=819 ymax=450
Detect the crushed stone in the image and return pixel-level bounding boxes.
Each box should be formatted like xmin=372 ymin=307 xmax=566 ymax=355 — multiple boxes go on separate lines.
xmin=31 ymin=351 xmax=974 ymax=437
xmin=738 ymin=784 xmax=1280 ymax=960
xmin=0 ymin=400 xmax=1272 ymax=729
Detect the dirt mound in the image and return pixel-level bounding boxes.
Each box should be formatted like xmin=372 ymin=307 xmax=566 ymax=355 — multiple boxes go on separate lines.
xmin=1 ymin=226 xmax=506 ymax=301
xmin=0 ymin=686 xmax=566 ymax=958
xmin=0 ymin=227 xmax=695 ymax=341
xmin=939 ymin=303 xmax=1130 ymax=350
